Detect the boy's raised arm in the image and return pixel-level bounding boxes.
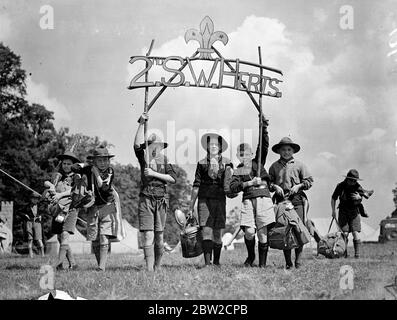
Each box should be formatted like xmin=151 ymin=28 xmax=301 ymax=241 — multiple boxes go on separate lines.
xmin=134 ymin=113 xmax=147 ymax=149
xmin=254 ymin=115 xmax=269 ymax=166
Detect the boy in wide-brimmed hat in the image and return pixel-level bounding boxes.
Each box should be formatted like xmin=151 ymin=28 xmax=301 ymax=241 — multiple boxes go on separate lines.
xmin=229 ymin=115 xmax=274 ymax=268
xmin=190 ymin=129 xmax=233 ymax=267
xmin=134 ymin=113 xmax=177 ymax=271
xmin=45 ymin=150 xmax=81 ymax=270
xmin=71 ymin=146 xmax=117 ymax=271
xmin=331 ymin=169 xmax=374 ymax=258
xmin=269 ymin=136 xmax=313 ymax=269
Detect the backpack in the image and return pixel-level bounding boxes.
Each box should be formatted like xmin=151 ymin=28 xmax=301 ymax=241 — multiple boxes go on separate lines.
xmin=317 ymin=218 xmax=347 ymax=259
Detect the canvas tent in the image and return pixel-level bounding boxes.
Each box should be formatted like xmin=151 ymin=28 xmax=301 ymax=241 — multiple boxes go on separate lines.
xmin=46 ymin=229 xmax=91 ymax=255
xmin=109 ymin=219 xmax=139 ymax=254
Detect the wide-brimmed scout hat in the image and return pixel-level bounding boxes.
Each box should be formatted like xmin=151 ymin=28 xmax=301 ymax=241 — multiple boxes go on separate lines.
xmin=272 ymin=137 xmax=301 ymax=154
xmin=57 ymin=151 xmax=80 ymax=163
xmin=87 ymin=146 xmax=115 ymax=159
xmin=200 ymin=132 xmax=228 ymax=153
xmin=343 ymin=169 xmax=362 ymax=181
xmin=143 ymin=133 xmax=168 ymax=149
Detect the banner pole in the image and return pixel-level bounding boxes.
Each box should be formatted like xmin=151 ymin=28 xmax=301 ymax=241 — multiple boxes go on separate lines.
xmin=257 ymin=46 xmax=264 ymax=177
xmin=144 ymin=39 xmax=155 ymax=166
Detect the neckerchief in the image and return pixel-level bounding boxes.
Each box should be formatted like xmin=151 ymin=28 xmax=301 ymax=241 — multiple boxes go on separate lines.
xmin=208 ymin=154 xmax=221 ymax=179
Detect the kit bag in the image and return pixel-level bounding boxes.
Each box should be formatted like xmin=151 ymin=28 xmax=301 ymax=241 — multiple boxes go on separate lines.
xmin=317 ymin=218 xmax=346 ymax=259
xmin=180 ymin=215 xmax=203 ymax=258
xmin=70 ymin=173 xmax=95 ymax=209
xmin=268 ymin=201 xmax=299 ymax=250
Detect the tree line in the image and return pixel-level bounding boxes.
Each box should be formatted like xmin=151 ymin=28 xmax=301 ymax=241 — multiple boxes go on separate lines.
xmin=0 ymin=42 xmax=192 ymax=245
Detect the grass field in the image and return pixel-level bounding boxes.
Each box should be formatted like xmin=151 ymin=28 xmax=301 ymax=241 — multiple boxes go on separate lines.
xmin=0 ymin=242 xmax=396 ymax=300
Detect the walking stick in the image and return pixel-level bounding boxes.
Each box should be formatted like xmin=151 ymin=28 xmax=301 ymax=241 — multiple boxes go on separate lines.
xmin=0 ymin=168 xmax=41 ymax=197
xmin=143 ymin=39 xmax=155 ymax=166
xmin=257 ymin=46 xmax=264 ymax=177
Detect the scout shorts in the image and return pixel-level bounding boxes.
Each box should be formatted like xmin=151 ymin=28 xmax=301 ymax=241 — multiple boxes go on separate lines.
xmin=138 ymin=196 xmax=168 ymax=232
xmin=198 ymin=198 xmax=226 ymax=229
xmin=339 ymin=209 xmax=361 ymax=233
xmin=86 ymin=203 xmax=117 ymax=241
xmin=240 ymin=197 xmax=275 ymax=230
xmin=26 ymin=221 xmax=42 ymax=241
xmin=51 ymin=207 xmax=78 ymax=235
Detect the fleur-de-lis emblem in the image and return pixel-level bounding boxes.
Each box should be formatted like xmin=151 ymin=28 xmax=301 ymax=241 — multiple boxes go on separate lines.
xmin=184 ymin=16 xmax=228 ymax=59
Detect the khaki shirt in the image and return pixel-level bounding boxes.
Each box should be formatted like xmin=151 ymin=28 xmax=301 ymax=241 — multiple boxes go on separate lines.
xmin=269 ymin=158 xmax=313 ymax=193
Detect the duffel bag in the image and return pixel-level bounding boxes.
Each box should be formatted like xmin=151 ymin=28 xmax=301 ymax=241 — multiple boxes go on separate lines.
xmin=317 ymin=232 xmax=346 ymax=259
xmin=268 ymin=225 xmax=299 ymax=250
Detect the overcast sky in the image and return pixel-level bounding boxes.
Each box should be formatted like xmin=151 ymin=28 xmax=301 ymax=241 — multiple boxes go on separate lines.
xmin=1 ymin=0 xmax=397 ymax=229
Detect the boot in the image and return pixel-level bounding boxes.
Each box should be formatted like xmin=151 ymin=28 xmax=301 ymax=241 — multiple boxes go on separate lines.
xmin=295 ymin=246 xmax=303 ymax=268
xmin=353 ymin=239 xmax=361 ymax=258
xmin=283 ymin=249 xmax=293 ymax=269
xmin=212 ymin=242 xmax=222 ymax=266
xmin=98 ymin=244 xmax=109 ymax=271
xmin=143 ymin=245 xmax=155 ymax=272
xmin=154 ymin=244 xmax=164 ymax=270
xmin=202 ymin=240 xmax=213 ymax=266
xmin=258 ymin=242 xmax=269 ymax=268
xmin=244 ymin=237 xmax=256 ymax=267
xmin=92 ymin=241 xmax=100 ymax=265
xmin=28 ymin=248 xmax=34 ymax=259
xmin=56 ymin=244 xmax=68 ymax=270
xmin=39 ymin=246 xmax=45 ymax=258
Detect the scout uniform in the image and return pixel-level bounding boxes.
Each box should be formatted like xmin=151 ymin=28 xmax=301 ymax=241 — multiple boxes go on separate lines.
xmin=230 ymin=123 xmax=274 ymax=268
xmin=135 ymin=133 xmax=177 ymax=271
xmin=192 ymin=132 xmax=232 ymax=266
xmin=71 ymin=147 xmax=117 ymax=271
xmin=47 ymin=151 xmax=80 ymax=270
xmin=331 ymin=169 xmax=373 ymax=258
xmin=25 ymin=192 xmax=45 ymax=258
xmin=269 ymin=137 xmax=313 ymax=269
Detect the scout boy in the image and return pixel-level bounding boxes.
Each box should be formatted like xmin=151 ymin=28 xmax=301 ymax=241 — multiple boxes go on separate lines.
xmin=229 ymin=115 xmax=273 ymax=268
xmin=134 ymin=113 xmax=177 ymax=272
xmin=71 ymin=146 xmax=118 ymax=271
xmin=190 ymin=131 xmax=232 ymax=267
xmin=269 ymin=137 xmax=313 ymax=269
xmin=46 ymin=151 xmax=81 ymax=270
xmin=25 ymin=192 xmax=45 ymax=258
xmin=331 ymin=169 xmax=374 ymax=258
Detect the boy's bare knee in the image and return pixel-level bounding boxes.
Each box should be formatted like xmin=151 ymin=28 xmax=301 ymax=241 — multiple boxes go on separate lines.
xmin=142 ymin=231 xmax=154 ymax=246
xmin=202 ymin=227 xmax=213 ymax=241
xmin=244 ymin=227 xmax=256 ymax=240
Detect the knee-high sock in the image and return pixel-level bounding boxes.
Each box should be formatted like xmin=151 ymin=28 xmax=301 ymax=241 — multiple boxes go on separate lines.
xmin=283 ymin=249 xmax=293 ymax=267
xmin=66 ymin=245 xmax=76 ymax=266
xmin=98 ymin=244 xmax=109 ymax=270
xmin=295 ymin=246 xmax=303 ymax=265
xmin=212 ymin=242 xmax=222 ymax=265
xmin=258 ymin=242 xmax=269 ymax=267
xmin=244 ymin=237 xmax=256 ymax=264
xmin=154 ymin=244 xmax=164 ymax=269
xmin=353 ymin=239 xmax=361 ymax=258
xmin=144 ymin=245 xmax=155 ymax=271
xmin=202 ymin=240 xmax=213 ymax=265
xmin=92 ymin=241 xmax=100 ymax=265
